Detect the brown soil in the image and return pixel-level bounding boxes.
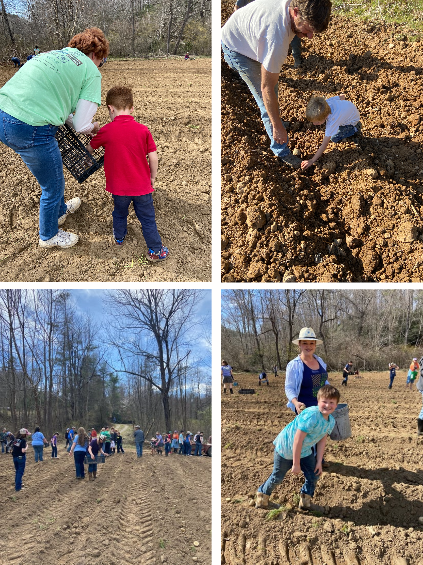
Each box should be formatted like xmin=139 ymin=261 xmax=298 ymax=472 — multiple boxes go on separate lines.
xmin=221 ymin=7 xmax=423 ymax=282
xmin=0 ymin=446 xmax=211 ymax=565
xmin=0 ymin=58 xmax=211 ymax=282
xmin=221 ymin=371 xmax=423 ymax=564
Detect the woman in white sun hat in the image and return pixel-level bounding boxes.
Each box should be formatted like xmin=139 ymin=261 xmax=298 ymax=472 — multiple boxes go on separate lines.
xmin=285 ymin=327 xmax=330 ymax=415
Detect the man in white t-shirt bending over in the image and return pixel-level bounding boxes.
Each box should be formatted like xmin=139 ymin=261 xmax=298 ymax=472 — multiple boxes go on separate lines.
xmin=221 ymin=0 xmax=332 ymax=169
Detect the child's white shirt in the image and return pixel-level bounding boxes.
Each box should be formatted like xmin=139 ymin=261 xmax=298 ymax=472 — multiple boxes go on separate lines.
xmin=325 ymin=96 xmax=360 ymax=138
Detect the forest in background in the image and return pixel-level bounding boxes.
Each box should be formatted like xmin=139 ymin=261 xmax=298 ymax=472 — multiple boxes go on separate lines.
xmin=0 ymin=289 xmax=211 ymax=438
xmin=222 ymin=289 xmax=423 ymax=374
xmin=0 ymin=0 xmax=211 ymax=62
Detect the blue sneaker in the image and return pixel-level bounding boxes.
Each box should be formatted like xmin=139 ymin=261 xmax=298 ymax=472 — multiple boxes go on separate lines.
xmin=114 ymin=236 xmax=125 ymax=245
xmin=148 ymin=246 xmax=169 ymax=261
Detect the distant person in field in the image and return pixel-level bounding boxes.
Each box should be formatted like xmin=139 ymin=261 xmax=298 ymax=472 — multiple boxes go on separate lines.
xmin=273 ymin=365 xmax=278 ymax=377
xmin=388 ymin=363 xmax=399 ymax=390
xmin=233 ymin=0 xmax=304 ymax=68
xmin=32 ymin=426 xmax=49 ymax=462
xmin=0 ymin=28 xmax=109 ymax=249
xmin=194 ymin=431 xmax=203 ymax=456
xmin=12 ymin=429 xmax=30 ymax=491
xmin=301 ymin=94 xmax=362 ymax=170
xmin=341 ymin=361 xmax=353 ymax=387
xmin=178 ymin=430 xmax=184 ymax=454
xmin=258 ymin=371 xmax=269 ymax=386
xmin=171 ymin=430 xmax=179 ymax=453
xmin=0 ymin=428 xmax=7 ymax=453
xmin=184 ymin=52 xmax=190 ymax=60
xmin=50 ymin=432 xmax=59 ymax=458
xmin=134 ymin=425 xmax=145 ymax=458
xmin=221 ymin=0 xmax=332 ymax=169
xmin=87 ymin=85 xmax=168 ymax=261
xmin=255 ymin=385 xmax=339 ymax=511
xmin=221 ymin=359 xmax=234 ymax=394
xmin=407 ymin=358 xmax=419 ymax=391
xmin=68 ymin=426 xmax=89 ymax=480
xmin=417 ymin=356 xmax=423 ymax=436
xmin=87 ymin=434 xmax=107 ymax=480
xmin=10 ymin=57 xmax=22 ymax=68
xmin=116 ymin=430 xmax=124 ymax=453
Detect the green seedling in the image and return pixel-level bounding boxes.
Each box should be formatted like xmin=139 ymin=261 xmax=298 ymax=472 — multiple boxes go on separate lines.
xmin=159 ymin=539 xmax=167 ymax=549
xmin=265 ymin=507 xmax=287 ymax=521
xmin=356 ymin=436 xmax=365 ymax=443
xmin=340 ymin=523 xmax=351 ymax=535
xmin=292 ymin=493 xmax=300 ymax=505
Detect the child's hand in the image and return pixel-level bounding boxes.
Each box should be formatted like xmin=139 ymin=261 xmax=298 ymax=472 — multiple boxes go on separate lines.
xmin=301 ymin=160 xmax=313 ymax=170
xmin=291 ymin=463 xmax=302 ymax=475
xmin=314 ymin=462 xmax=323 ymax=476
xmin=151 ymin=177 xmax=155 ymax=188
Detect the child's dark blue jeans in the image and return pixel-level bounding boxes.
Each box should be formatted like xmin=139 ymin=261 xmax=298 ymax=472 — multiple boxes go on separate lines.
xmin=331 ymin=121 xmax=362 ymax=143
xmin=258 ymin=450 xmax=319 ymax=497
xmin=112 ymin=193 xmax=162 ymax=252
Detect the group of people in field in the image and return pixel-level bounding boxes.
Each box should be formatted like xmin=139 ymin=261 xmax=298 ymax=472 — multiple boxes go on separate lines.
xmin=222 ymin=326 xmax=423 ymax=513
xmin=148 ymin=430 xmax=208 ymax=457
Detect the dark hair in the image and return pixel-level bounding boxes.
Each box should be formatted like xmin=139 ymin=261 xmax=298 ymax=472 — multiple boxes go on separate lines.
xmin=16 ymin=432 xmax=26 ymax=439
xmin=34 ymin=426 xmax=40 ymax=433
xmin=68 ymin=27 xmax=109 ymax=59
xmin=317 ymin=385 xmax=340 ymax=402
xmin=293 ymin=0 xmax=332 ymax=33
xmin=106 ymin=86 xmax=134 ymax=110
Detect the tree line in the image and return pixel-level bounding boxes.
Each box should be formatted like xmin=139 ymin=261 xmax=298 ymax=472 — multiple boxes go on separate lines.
xmin=221 ymin=289 xmax=423 ymax=374
xmin=0 ymin=0 xmax=211 ymax=62
xmin=0 ymin=289 xmax=211 ymax=438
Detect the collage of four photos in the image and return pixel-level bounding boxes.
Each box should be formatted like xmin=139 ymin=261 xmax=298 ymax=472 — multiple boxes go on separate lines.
xmin=1 ymin=0 xmax=423 ymax=563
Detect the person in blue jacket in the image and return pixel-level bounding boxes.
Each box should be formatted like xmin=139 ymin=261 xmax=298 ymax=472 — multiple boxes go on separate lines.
xmin=32 ymin=426 xmax=48 ymax=462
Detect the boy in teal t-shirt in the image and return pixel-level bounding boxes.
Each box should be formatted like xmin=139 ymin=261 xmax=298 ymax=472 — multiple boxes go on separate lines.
xmin=256 ymin=385 xmax=340 ymax=512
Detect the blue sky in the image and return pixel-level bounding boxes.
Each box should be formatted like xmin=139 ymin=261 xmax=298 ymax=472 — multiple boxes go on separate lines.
xmin=67 ymin=289 xmax=212 ymax=374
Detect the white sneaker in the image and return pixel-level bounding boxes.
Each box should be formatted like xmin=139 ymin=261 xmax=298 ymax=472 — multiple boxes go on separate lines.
xmin=58 ymin=197 xmax=81 ymax=226
xmin=39 ymin=229 xmax=79 ymax=249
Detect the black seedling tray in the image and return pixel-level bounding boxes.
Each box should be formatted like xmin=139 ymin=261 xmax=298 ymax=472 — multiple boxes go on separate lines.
xmin=56 ymin=123 xmax=104 ymax=183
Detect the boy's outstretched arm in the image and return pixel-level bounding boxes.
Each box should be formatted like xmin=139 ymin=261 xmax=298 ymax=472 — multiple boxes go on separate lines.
xmin=148 ymin=151 xmax=158 ymax=188
xmin=314 ymin=435 xmax=328 ymax=476
xmin=301 ymin=136 xmax=331 ymax=170
xmin=291 ymin=429 xmax=307 ymax=475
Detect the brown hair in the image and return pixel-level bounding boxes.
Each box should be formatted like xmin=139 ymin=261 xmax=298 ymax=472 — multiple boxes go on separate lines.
xmin=68 ymin=27 xmax=109 ymax=60
xmin=293 ymin=0 xmax=332 ymax=33
xmin=306 ymin=95 xmax=331 ymax=122
xmin=106 ymin=86 xmax=134 ymax=110
xmin=77 ymin=427 xmax=87 ymax=446
xmin=317 ymin=385 xmax=340 ymax=403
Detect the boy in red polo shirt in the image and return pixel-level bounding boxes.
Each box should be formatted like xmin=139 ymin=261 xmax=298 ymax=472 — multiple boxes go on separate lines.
xmin=87 ymin=86 xmax=168 ymax=261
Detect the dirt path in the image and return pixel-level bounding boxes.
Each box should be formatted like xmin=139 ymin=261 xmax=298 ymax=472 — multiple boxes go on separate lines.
xmin=0 ymin=445 xmax=211 ymax=565
xmin=0 ymin=58 xmax=211 ymax=282
xmin=221 ymin=4 xmax=423 ymax=282
xmin=221 ymin=371 xmax=423 ymax=564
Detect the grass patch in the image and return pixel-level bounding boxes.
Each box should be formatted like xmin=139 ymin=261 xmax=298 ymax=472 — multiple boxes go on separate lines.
xmin=223 ymin=442 xmax=233 ymax=449
xmin=332 ymin=0 xmax=423 ymax=32
xmin=265 ymin=507 xmax=287 ymax=521
xmin=355 ymin=435 xmax=365 ymax=443
xmin=292 ymin=493 xmax=300 ymax=506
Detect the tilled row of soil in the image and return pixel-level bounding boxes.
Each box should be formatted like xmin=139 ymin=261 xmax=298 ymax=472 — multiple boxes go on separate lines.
xmin=0 ymin=446 xmax=211 ymax=564
xmin=0 ymin=58 xmax=211 ymax=282
xmin=221 ymin=5 xmax=423 ymax=281
xmin=221 ymin=370 xmax=423 ymax=564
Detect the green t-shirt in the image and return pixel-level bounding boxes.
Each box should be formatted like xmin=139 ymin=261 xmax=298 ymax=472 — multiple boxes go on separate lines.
xmin=0 ymin=47 xmax=101 ymax=126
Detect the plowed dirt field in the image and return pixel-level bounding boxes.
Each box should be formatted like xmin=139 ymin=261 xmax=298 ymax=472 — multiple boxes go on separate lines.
xmin=221 ymin=370 xmax=423 ymax=564
xmin=0 ymin=58 xmax=211 ymax=282
xmin=0 ymin=446 xmax=211 ymax=565
xmin=221 ymin=4 xmax=423 ymax=282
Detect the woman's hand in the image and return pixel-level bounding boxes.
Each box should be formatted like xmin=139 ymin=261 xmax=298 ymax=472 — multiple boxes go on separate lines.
xmin=295 ymin=402 xmax=306 ymax=414
xmin=90 ymin=122 xmax=100 ymax=136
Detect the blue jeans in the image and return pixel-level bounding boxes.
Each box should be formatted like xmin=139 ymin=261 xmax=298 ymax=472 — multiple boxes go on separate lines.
xmin=88 ymin=461 xmax=98 ymax=473
xmin=178 ymin=443 xmax=183 ymax=454
xmin=221 ymin=43 xmax=291 ymax=159
xmin=0 ymin=109 xmax=67 ymax=240
xmin=33 ymin=445 xmax=44 ymax=462
xmin=1 ymin=441 xmax=4 ymax=453
xmin=74 ymin=450 xmax=86 ymax=478
xmin=258 ymin=450 xmax=319 ymax=497
xmin=51 ymin=445 xmax=57 ymax=457
xmin=184 ymin=442 xmax=192 ymax=456
xmin=136 ymin=442 xmax=144 ymax=457
xmin=112 ymin=194 xmax=162 ymax=251
xmin=13 ymin=455 xmax=26 ymax=490
xmin=195 ymin=443 xmax=202 ymax=456
xmin=331 ymin=122 xmax=361 ymax=143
